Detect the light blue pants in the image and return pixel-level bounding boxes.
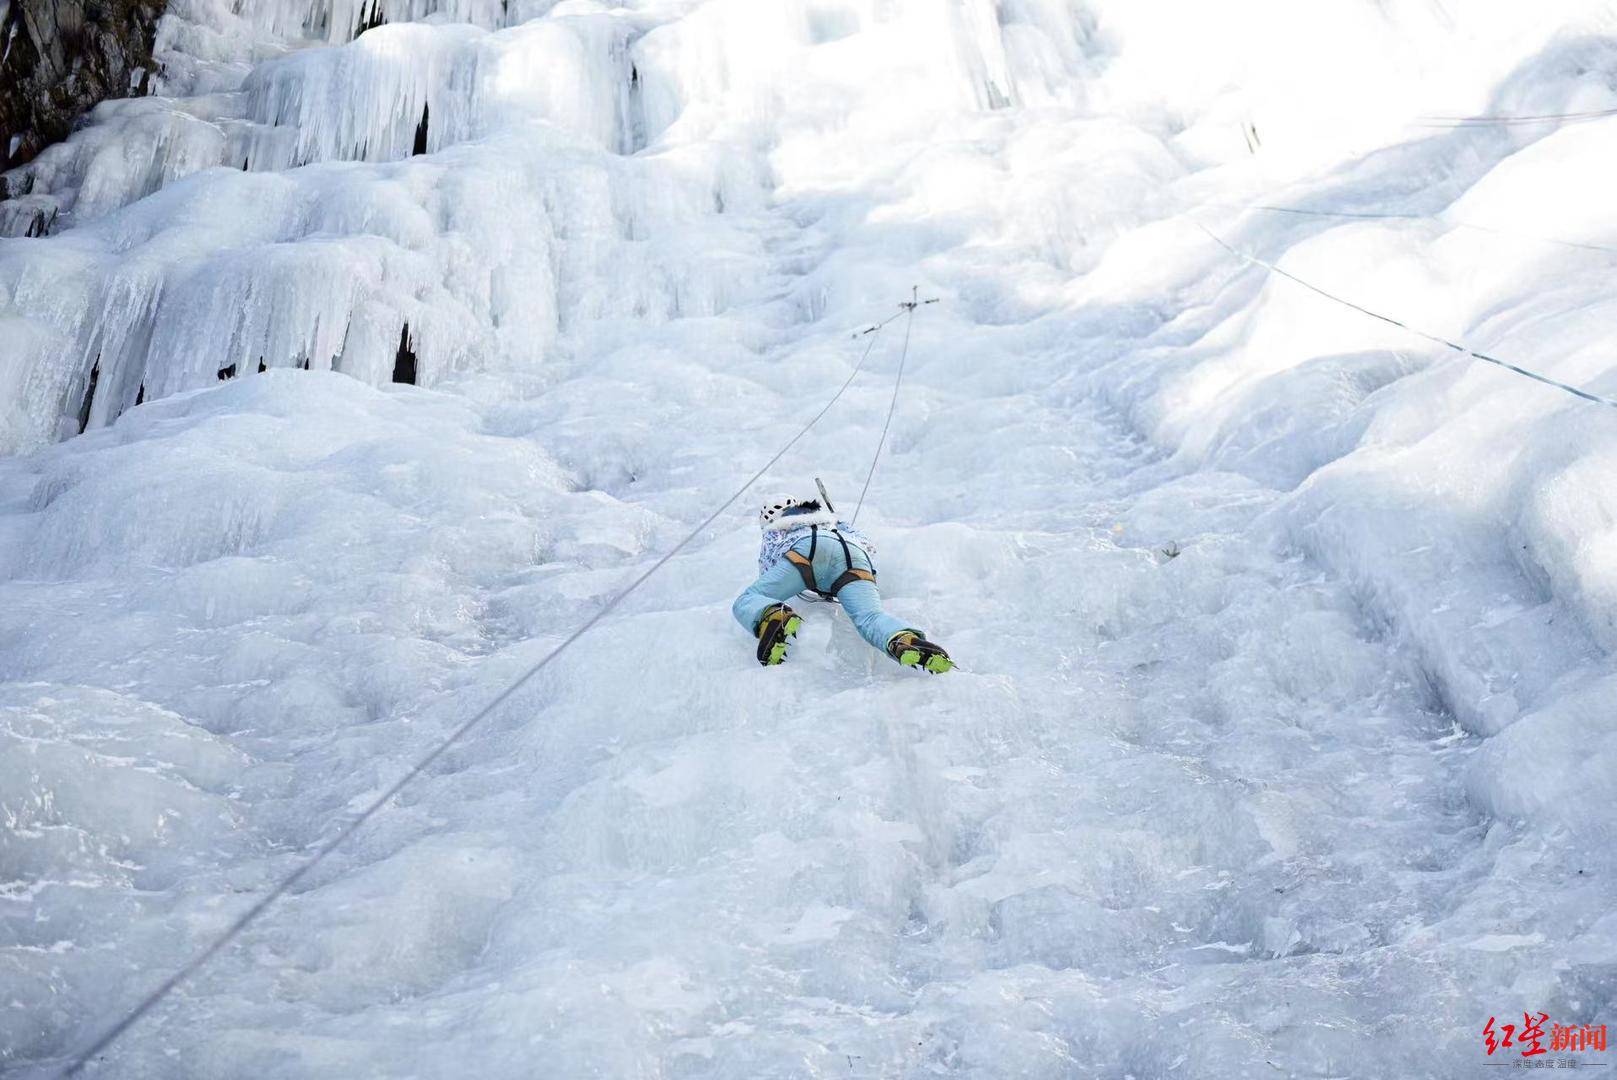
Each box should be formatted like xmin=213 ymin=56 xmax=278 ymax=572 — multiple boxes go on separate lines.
xmin=733 ymin=536 xmax=914 ymax=655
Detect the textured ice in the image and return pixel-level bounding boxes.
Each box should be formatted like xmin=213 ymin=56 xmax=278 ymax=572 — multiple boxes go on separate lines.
xmin=3 ymin=0 xmax=1617 ymax=1077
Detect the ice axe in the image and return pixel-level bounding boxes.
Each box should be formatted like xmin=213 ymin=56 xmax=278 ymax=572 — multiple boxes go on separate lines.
xmin=815 ymin=477 xmax=836 ymax=515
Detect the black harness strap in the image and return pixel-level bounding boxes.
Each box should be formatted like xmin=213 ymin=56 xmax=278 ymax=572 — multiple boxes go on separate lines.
xmin=786 ymin=525 xmax=875 ymax=600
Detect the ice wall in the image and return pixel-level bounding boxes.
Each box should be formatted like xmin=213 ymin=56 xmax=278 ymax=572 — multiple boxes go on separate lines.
xmin=2 ymin=0 xmax=1617 ymax=1075
xmin=0 ymin=0 xmax=1102 ymax=454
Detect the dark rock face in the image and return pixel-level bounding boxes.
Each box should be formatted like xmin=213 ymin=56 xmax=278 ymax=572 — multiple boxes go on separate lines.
xmin=0 ymin=0 xmax=167 ymax=171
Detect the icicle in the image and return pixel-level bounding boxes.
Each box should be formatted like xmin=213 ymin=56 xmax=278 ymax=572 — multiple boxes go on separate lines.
xmin=241 ymin=23 xmax=483 ymax=165
xmin=355 ymin=0 xmax=386 ymax=37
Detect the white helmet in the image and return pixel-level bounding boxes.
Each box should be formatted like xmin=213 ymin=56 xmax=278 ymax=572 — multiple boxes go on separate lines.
xmin=758 ymin=494 xmax=802 ymax=531
xmin=759 ymin=495 xmax=839 ymax=534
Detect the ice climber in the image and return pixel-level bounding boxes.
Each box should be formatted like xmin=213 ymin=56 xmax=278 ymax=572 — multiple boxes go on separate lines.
xmin=733 ymin=494 xmax=953 ymax=672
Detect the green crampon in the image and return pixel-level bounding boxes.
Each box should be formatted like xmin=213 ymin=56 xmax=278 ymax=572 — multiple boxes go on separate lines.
xmin=755 ymin=605 xmax=803 ymax=666
xmin=887 ymin=631 xmax=953 ymax=674
xmin=897 ymin=647 xmax=952 ymax=674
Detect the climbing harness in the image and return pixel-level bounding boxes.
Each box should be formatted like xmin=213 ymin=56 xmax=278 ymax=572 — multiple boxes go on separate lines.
xmin=785 ymin=524 xmax=876 ymax=600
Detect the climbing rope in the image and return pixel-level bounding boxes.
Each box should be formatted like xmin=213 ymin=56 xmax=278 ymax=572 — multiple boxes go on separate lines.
xmin=852 ymin=287 xmax=938 ymax=525
xmin=1203 ymin=200 xmax=1617 ymax=256
xmin=1413 ymin=105 xmax=1617 ymax=127
xmin=58 ymin=300 xmax=909 ymax=1077
xmin=1196 ymin=222 xmax=1617 ymax=411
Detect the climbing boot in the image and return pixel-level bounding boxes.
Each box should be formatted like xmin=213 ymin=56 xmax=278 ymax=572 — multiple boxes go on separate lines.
xmin=755 ymin=603 xmax=803 ymax=666
xmin=886 ymin=631 xmax=953 ymax=674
